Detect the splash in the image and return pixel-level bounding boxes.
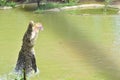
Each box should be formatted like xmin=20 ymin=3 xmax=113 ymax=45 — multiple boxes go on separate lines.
xmin=0 ymin=68 xmax=40 ymax=80
xmin=0 ymin=71 xmax=19 ymax=80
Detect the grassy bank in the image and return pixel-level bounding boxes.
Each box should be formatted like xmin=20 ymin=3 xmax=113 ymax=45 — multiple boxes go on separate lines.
xmin=32 ymin=2 xmax=119 ymax=15
xmin=38 ymin=2 xmax=77 ymax=10
xmin=63 ymin=7 xmax=119 ymax=15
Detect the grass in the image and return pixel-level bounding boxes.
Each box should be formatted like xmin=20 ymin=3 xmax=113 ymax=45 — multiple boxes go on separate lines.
xmin=34 ymin=2 xmax=78 ymax=13
xmin=63 ymin=7 xmax=119 ymax=15
xmin=0 ymin=0 xmax=16 ymax=7
xmin=38 ymin=2 xmax=77 ymax=10
xmin=34 ymin=2 xmax=119 ymax=15
xmin=79 ymin=1 xmax=104 ymax=4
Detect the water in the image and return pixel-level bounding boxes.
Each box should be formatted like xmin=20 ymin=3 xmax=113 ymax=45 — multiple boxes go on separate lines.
xmin=113 ymin=16 xmax=120 ymax=52
xmin=0 ymin=6 xmax=120 ymax=80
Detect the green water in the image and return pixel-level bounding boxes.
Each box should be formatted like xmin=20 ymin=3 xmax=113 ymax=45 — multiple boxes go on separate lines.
xmin=0 ymin=7 xmax=120 ymax=80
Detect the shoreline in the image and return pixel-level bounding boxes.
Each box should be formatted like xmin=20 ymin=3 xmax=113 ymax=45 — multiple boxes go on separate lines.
xmin=1 ymin=3 xmax=120 ymax=12
xmin=45 ymin=4 xmax=120 ymax=12
xmin=0 ymin=6 xmax=12 ymax=10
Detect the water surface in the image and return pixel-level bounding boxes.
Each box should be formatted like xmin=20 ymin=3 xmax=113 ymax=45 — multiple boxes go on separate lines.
xmin=0 ymin=7 xmax=120 ymax=80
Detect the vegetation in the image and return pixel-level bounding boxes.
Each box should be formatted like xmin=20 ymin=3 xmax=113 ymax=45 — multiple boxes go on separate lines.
xmin=6 ymin=1 xmax=16 ymax=7
xmin=0 ymin=0 xmax=6 ymax=6
xmin=63 ymin=7 xmax=119 ymax=15
xmin=65 ymin=0 xmax=79 ymax=3
xmin=0 ymin=0 xmax=16 ymax=7
xmin=35 ymin=2 xmax=77 ymax=13
xmin=38 ymin=2 xmax=77 ymax=10
xmin=104 ymin=0 xmax=112 ymax=12
xmin=35 ymin=0 xmax=79 ymax=9
xmin=34 ymin=0 xmax=119 ymax=15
